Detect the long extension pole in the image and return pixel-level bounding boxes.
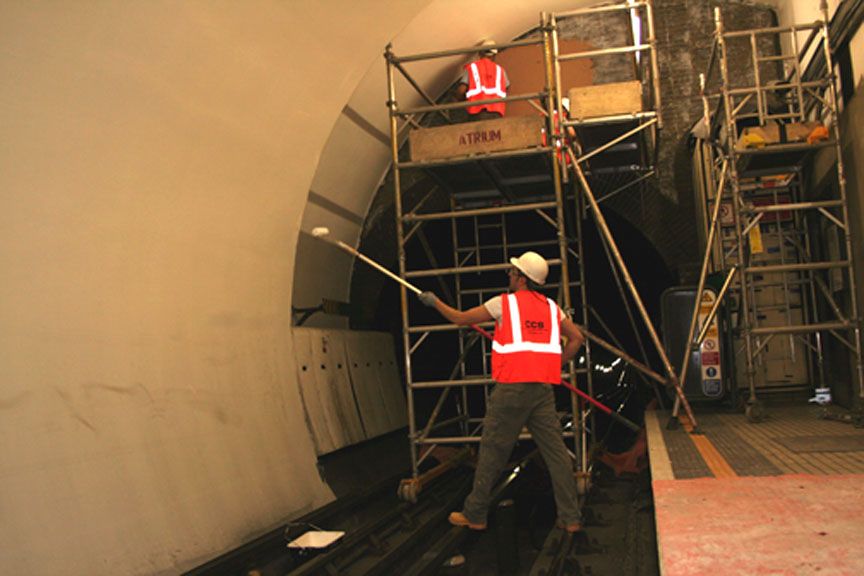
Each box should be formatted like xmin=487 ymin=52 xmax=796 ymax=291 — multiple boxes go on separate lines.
xmin=311 ymin=226 xmax=642 ymax=432
xmin=671 ymin=160 xmax=728 ymax=422
xmin=567 ymin=151 xmax=700 ymax=430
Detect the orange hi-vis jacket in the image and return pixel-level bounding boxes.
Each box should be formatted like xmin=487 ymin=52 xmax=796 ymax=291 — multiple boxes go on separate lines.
xmin=492 ymin=291 xmax=562 ymax=384
xmin=464 ymin=58 xmax=507 ymax=116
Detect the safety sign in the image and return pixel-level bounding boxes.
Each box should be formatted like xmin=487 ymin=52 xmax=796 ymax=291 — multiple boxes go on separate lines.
xmin=699 ymin=289 xmax=723 ymax=398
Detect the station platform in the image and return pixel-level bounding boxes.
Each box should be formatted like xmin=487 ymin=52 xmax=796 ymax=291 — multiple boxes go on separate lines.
xmin=645 ymin=404 xmax=864 ymax=576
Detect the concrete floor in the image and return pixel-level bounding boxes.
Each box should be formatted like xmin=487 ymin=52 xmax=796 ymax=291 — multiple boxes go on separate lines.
xmin=646 ymin=403 xmax=864 ymax=575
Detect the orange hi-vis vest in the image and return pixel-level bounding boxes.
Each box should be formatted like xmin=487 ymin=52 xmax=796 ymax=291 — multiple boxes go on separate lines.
xmin=492 ymin=291 xmax=562 ymax=384
xmin=464 ymin=58 xmax=507 ymax=116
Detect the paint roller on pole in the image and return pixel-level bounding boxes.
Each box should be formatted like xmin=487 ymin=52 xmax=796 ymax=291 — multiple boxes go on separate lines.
xmin=311 ymin=226 xmax=641 ymax=432
xmin=312 ymin=227 xmax=421 ymax=295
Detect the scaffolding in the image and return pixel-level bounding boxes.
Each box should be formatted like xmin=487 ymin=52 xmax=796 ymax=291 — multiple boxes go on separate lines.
xmin=547 ymin=0 xmax=698 ymax=430
xmin=385 ymin=1 xmax=694 ymax=496
xmin=385 ymin=26 xmax=584 ymax=496
xmin=694 ymin=5 xmax=863 ymax=421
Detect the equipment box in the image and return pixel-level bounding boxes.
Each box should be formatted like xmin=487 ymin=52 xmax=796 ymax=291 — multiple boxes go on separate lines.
xmin=567 ymin=81 xmax=643 ymax=120
xmin=660 ymin=286 xmax=727 ymax=401
xmin=735 ymin=121 xmax=825 ymax=150
xmin=409 ymin=116 xmax=544 ymax=162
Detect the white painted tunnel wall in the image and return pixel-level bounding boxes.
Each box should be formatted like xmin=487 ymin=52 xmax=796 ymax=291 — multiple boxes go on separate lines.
xmin=0 ymin=1 xmax=431 ymax=574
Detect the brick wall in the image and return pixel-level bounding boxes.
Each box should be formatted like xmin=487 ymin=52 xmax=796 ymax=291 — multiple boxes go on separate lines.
xmin=519 ymin=1 xmax=778 ymax=280
xmin=601 ymin=0 xmax=777 ymax=281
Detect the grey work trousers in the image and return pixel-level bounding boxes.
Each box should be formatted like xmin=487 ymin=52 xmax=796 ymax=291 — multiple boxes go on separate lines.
xmin=461 ymin=383 xmax=581 ymax=525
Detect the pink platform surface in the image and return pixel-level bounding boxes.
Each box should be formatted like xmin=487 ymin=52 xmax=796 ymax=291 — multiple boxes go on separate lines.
xmin=653 ymin=474 xmax=864 ymax=576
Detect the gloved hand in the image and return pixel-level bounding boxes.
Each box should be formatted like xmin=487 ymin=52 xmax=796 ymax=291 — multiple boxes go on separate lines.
xmin=418 ymin=291 xmax=438 ymax=307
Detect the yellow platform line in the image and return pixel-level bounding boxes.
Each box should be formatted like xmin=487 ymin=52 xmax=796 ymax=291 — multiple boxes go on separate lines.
xmin=645 ymin=409 xmax=675 ymax=481
xmin=680 ymin=417 xmax=737 ymax=479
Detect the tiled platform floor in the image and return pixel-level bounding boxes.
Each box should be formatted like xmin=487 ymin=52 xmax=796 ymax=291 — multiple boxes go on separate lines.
xmin=645 ymin=403 xmax=864 ymax=575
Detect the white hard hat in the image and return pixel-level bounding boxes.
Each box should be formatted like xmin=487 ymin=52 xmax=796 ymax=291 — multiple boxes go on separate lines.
xmin=561 ymin=97 xmax=570 ymax=112
xmin=510 ymin=251 xmax=549 ymax=285
xmin=480 ymin=39 xmax=498 ymax=55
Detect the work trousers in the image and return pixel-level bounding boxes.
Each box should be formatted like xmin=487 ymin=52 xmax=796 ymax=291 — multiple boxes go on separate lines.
xmin=461 ymin=383 xmax=581 ymax=525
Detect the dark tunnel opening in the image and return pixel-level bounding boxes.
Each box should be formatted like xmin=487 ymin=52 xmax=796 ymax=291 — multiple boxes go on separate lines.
xmin=358 ymin=200 xmax=675 ymax=453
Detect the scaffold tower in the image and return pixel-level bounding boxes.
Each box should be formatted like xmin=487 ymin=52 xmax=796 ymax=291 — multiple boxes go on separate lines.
xmin=694 ymin=4 xmax=863 ymax=422
xmin=385 ymin=0 xmax=697 ymax=501
xmin=548 ymin=1 xmax=699 ymax=430
xmin=385 ymin=24 xmax=587 ymax=499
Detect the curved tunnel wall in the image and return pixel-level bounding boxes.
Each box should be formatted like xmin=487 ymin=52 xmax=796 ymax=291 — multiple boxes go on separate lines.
xmin=4 ymin=0 xmax=857 ymax=574
xmin=0 ymin=1 xmax=432 ymax=573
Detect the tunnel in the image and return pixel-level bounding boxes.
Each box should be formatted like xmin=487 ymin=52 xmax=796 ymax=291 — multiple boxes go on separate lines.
xmin=2 ymin=1 xmax=864 ymax=574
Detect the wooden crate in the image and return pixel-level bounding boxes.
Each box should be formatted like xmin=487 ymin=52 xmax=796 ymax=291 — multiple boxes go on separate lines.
xmin=736 ymin=121 xmax=825 ymax=150
xmin=568 ymin=81 xmax=643 ymax=120
xmin=409 ymin=116 xmax=544 ymax=162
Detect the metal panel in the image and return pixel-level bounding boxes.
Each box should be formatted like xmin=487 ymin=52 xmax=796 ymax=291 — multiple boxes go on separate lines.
xmin=293 ymin=328 xmax=366 ymax=454
xmin=343 ymin=331 xmax=407 ymax=438
xmin=343 ymin=331 xmax=408 ymax=435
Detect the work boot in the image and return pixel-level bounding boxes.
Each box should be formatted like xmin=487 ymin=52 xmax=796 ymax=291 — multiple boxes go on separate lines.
xmin=448 ymin=511 xmax=487 ymax=530
xmin=557 ymin=520 xmax=583 ymax=533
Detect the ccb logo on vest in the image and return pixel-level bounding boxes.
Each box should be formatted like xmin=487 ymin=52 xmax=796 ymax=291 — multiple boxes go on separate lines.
xmin=524 ymin=319 xmax=545 ymax=332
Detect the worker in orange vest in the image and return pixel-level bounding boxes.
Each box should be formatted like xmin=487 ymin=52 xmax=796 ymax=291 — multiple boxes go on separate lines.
xmin=456 ymin=40 xmax=510 ymax=121
xmin=418 ymin=251 xmax=585 ymax=533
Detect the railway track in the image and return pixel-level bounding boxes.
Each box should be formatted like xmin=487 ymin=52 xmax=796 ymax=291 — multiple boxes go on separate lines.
xmin=187 ymin=455 xmax=542 ymax=576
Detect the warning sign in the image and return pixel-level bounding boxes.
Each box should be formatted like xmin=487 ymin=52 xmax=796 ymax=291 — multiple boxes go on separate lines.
xmin=698 ymin=289 xmax=723 ymax=398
